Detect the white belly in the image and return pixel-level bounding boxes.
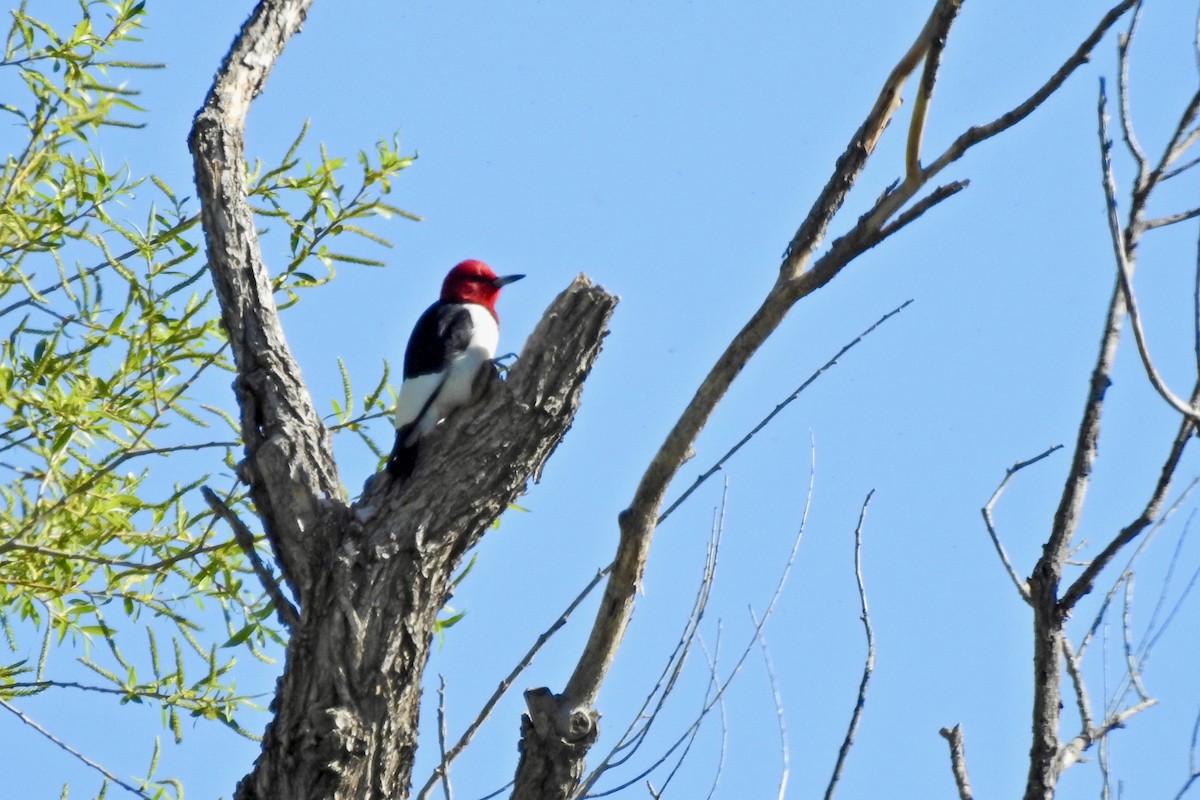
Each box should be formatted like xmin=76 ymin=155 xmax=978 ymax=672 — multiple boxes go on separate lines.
xmin=393 ymin=304 xmax=499 ymax=442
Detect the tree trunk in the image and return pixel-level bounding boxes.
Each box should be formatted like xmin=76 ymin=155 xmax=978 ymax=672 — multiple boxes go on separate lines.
xmin=189 ymin=3 xmax=618 ymax=798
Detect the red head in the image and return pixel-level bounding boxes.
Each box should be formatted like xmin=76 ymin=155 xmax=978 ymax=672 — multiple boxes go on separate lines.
xmin=440 ymin=259 xmax=524 ymax=314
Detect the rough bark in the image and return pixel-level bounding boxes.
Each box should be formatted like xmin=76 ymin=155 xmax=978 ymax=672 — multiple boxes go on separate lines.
xmin=188 ymin=0 xmax=335 ymax=604
xmin=227 ymin=276 xmax=615 ymax=800
xmin=189 ymin=3 xmax=617 ymax=799
xmin=186 ymin=1 xmax=1144 ymax=798
xmin=512 ymin=689 xmax=599 ymax=800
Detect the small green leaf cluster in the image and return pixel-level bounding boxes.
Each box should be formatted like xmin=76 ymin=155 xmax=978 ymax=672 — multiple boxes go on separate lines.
xmin=0 ymin=3 xmax=417 ymax=796
xmin=247 ymin=121 xmax=421 ymax=308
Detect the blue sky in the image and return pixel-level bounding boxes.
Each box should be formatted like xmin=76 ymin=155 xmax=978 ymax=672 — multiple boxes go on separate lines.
xmin=6 ymin=1 xmax=1200 ymax=798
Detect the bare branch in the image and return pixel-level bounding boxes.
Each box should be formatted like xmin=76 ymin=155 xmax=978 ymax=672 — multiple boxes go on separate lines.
xmin=1139 ymin=508 xmax=1197 ymax=653
xmin=923 ymin=0 xmax=1139 ymax=182
xmin=593 ymin=486 xmax=727 ymax=778
xmin=824 ymin=491 xmax=876 ymax=800
xmin=1094 ymin=493 xmax=1200 ymax=718
xmin=784 ymin=0 xmax=965 ymax=277
xmin=518 ymin=3 xmax=1140 ymax=796
xmin=1163 ymin=152 xmax=1200 ymax=182
xmin=1172 ymin=706 xmax=1200 ymax=799
xmin=559 ymin=2 xmax=1135 ymax=735
xmin=1139 ymin=519 xmax=1200 ymax=661
xmin=1144 ymin=88 xmax=1200 ymax=194
xmin=1061 ymin=637 xmax=1094 ymax=735
xmin=1078 ymin=572 xmax=1127 ymax=662
xmin=798 ymin=0 xmax=1138 ymax=306
xmin=757 ymin=631 xmax=790 ymax=800
xmin=875 ymin=181 xmax=969 ymax=242
xmin=417 ymin=566 xmax=611 ymax=800
xmin=701 ymin=632 xmax=729 ymax=800
xmin=0 ymin=699 xmax=154 ymax=799
xmin=660 ymin=300 xmax=912 ymax=525
xmin=1060 ymin=386 xmax=1195 ymax=611
xmin=437 ymin=677 xmax=454 ymax=800
xmin=906 ymin=1 xmax=965 ymax=184
xmin=1120 ymin=579 xmax=1151 ymax=704
xmin=1099 ymin=81 xmax=1200 ymax=424
xmin=1099 ymin=720 xmax=1114 ymax=800
xmin=577 ymin=458 xmax=813 ymax=800
xmin=1038 ymin=76 xmax=1149 ymax=589
xmin=1116 ymin=2 xmax=1149 ymax=182
xmin=202 ymin=486 xmax=299 ymax=630
xmin=190 ymin=0 xmax=343 ymax=605
xmin=1145 ymin=207 xmax=1200 ymax=231
xmin=939 ymin=725 xmax=974 ymax=800
xmin=1056 ymin=698 xmax=1157 ymax=773
xmin=981 ymin=444 xmax=1062 ymax=602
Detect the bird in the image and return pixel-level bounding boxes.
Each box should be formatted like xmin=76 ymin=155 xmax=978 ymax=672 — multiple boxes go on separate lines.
xmin=386 ymin=260 xmax=524 ymax=479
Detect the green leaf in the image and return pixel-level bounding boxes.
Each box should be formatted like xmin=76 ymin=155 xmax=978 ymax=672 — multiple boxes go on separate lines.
xmin=222 ymin=623 xmax=256 ymax=648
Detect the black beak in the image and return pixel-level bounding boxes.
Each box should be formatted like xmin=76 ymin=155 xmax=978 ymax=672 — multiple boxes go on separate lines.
xmin=492 ymin=274 xmax=525 ymax=288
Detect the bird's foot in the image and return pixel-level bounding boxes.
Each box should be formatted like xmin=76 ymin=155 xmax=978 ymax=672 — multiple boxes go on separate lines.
xmin=492 ymin=351 xmax=519 ymax=376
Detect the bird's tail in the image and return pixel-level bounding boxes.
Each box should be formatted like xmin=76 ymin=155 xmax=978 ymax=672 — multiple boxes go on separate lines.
xmin=386 ymin=427 xmax=419 ymax=479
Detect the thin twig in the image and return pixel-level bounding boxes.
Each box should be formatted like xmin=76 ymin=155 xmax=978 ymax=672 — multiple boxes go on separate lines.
xmin=939 ymin=725 xmax=974 ymax=800
xmin=1138 ymin=507 xmax=1196 ymax=655
xmin=1171 ymin=706 xmax=1200 ymax=799
xmin=0 ymin=698 xmax=154 ymax=799
xmin=6 ymin=680 xmax=175 ymax=702
xmin=702 ymin=629 xmax=729 ymax=800
xmin=783 ymin=0 xmax=964 ymax=274
xmin=201 ymin=486 xmax=299 ymax=630
xmin=1078 ymin=573 xmax=1127 ymax=663
xmin=1163 ymin=152 xmax=1200 ymax=181
xmin=601 ymin=483 xmax=727 ymax=774
xmin=475 ymin=780 xmax=514 ymax=800
xmin=1145 ymin=207 xmax=1200 ymax=230
xmin=1143 ymin=88 xmax=1200 ymax=193
xmin=1101 ymin=486 xmax=1200 ymax=715
xmin=824 ymin=490 xmax=876 ymax=800
xmin=981 ymin=444 xmax=1062 ymax=602
xmin=1120 ymin=579 xmax=1150 ymax=703
xmin=1115 ymin=2 xmax=1148 ymax=182
xmin=874 ymin=181 xmax=969 ymax=243
xmin=581 ymin=448 xmax=815 ymax=799
xmin=1056 ymin=698 xmax=1157 ymax=773
xmin=436 ymin=676 xmax=453 ymax=800
xmin=923 ymin=0 xmax=1139 ymax=182
xmin=0 ymin=538 xmax=227 ymax=573
xmin=0 ymin=214 xmax=202 ymax=320
xmin=1062 ymin=637 xmax=1094 ymax=735
xmin=1099 ymin=80 xmax=1200 ymax=423
xmin=1139 ymin=547 xmax=1200 ymax=664
xmin=755 ymin=625 xmax=790 ymax=800
xmin=416 ymin=566 xmax=612 ymax=800
xmin=1060 ymin=386 xmax=1196 ymax=611
xmin=660 ymin=301 xmax=912 ymax=525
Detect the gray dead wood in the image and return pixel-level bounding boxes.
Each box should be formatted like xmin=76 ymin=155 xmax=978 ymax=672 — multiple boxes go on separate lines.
xmin=190 ymin=4 xmax=617 ymax=799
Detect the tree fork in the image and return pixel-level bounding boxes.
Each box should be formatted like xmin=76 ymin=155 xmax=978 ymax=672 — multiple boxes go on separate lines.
xmin=190 ymin=2 xmax=617 ymax=798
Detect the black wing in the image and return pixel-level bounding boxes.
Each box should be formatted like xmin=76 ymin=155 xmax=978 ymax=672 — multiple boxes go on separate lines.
xmin=403 ymin=301 xmax=475 ymax=378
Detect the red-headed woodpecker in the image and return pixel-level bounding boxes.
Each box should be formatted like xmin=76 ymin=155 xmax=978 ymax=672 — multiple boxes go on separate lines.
xmin=386 ymin=260 xmax=524 ymax=479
